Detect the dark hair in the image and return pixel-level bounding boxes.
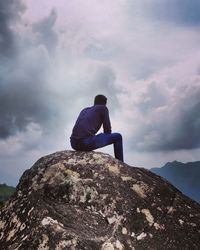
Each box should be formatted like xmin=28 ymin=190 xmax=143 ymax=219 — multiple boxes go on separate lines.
xmin=94 ymin=94 xmax=107 ymax=105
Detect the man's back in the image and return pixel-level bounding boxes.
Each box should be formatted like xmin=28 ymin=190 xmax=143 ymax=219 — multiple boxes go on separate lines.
xmin=71 ymin=105 xmax=111 ymax=140
xmin=70 ymin=94 xmax=123 ymax=161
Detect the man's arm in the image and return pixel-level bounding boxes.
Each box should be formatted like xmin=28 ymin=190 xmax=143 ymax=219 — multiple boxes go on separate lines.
xmin=103 ymin=107 xmax=112 ymax=133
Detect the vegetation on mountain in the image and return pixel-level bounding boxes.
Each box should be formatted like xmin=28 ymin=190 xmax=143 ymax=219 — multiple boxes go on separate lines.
xmin=0 ymin=183 xmax=15 ymax=207
xmin=151 ymin=161 xmax=200 ymax=203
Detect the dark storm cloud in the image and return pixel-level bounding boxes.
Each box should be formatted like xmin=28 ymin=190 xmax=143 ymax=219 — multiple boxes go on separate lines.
xmin=167 ymin=102 xmax=200 ymax=150
xmin=0 ymin=4 xmax=61 ymax=140
xmin=0 ymin=0 xmax=28 ymax=138
xmin=32 ymin=9 xmax=58 ymax=52
xmin=130 ymin=77 xmax=200 ymax=152
xmin=162 ymin=91 xmax=200 ymax=151
xmin=147 ymin=0 xmax=200 ymax=26
xmin=0 ymin=0 xmax=25 ymax=57
xmin=0 ymin=65 xmax=57 ymax=138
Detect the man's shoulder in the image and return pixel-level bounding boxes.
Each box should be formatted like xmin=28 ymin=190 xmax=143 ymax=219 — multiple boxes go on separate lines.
xmin=82 ymin=106 xmax=91 ymax=111
xmin=80 ymin=106 xmax=92 ymax=113
xmin=80 ymin=105 xmax=108 ymax=116
xmin=93 ymin=105 xmax=108 ymax=111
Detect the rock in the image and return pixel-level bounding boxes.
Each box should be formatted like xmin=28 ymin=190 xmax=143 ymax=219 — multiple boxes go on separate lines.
xmin=0 ymin=150 xmax=200 ymax=250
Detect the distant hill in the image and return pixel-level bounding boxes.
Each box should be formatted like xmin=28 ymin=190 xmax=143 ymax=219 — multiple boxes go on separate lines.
xmin=0 ymin=183 xmax=16 ymax=203
xmin=151 ymin=161 xmax=200 ymax=203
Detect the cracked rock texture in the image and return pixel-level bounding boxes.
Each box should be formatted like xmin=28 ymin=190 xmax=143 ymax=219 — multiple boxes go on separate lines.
xmin=0 ymin=150 xmax=200 ymax=250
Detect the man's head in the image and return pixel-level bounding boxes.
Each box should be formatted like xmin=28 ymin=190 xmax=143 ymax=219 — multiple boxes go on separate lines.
xmin=94 ymin=94 xmax=107 ymax=105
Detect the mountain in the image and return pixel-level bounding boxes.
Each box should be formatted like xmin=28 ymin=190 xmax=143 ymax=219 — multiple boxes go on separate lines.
xmin=151 ymin=161 xmax=200 ymax=203
xmin=0 ymin=183 xmax=15 ymax=202
xmin=0 ymin=151 xmax=200 ymax=249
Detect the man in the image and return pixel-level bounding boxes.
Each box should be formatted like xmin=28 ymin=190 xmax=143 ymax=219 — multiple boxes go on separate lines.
xmin=70 ymin=94 xmax=124 ymax=161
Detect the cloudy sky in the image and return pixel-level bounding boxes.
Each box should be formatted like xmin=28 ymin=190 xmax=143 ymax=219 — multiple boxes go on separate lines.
xmin=1 ymin=0 xmax=200 ymax=186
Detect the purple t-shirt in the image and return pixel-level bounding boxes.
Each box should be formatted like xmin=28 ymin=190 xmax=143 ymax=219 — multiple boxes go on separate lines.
xmin=71 ymin=105 xmax=111 ymax=140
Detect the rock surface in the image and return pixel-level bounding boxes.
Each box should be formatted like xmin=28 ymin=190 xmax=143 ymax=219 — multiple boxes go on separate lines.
xmin=0 ymin=150 xmax=200 ymax=250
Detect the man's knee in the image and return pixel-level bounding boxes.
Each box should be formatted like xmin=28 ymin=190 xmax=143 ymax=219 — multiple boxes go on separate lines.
xmin=112 ymin=132 xmax=122 ymax=141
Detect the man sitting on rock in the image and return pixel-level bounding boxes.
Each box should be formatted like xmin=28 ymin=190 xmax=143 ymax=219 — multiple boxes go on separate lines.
xmin=70 ymin=94 xmax=124 ymax=162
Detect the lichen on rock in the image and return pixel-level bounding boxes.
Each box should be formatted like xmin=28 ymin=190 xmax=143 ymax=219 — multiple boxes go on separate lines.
xmin=0 ymin=150 xmax=200 ymax=250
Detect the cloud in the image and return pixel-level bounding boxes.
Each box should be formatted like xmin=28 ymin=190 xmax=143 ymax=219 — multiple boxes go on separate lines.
xmin=128 ymin=0 xmax=200 ymax=27
xmin=147 ymin=0 xmax=200 ymax=26
xmin=0 ymin=0 xmax=122 ymax=141
xmin=1 ymin=0 xmax=200 ymax=147
xmin=0 ymin=45 xmax=55 ymax=139
xmin=32 ymin=9 xmax=58 ymax=53
xmin=0 ymin=4 xmax=62 ymax=140
xmin=124 ymin=54 xmax=200 ymax=152
xmin=1 ymin=0 xmax=200 ymax=185
xmin=0 ymin=122 xmax=42 ymax=156
xmin=0 ymin=0 xmax=25 ymax=57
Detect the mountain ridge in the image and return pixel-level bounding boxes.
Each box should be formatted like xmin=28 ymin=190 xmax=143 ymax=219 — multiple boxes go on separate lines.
xmin=151 ymin=160 xmax=200 ymax=203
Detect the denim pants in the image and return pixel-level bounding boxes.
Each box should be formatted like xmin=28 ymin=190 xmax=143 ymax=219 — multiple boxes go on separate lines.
xmin=71 ymin=133 xmax=123 ymax=162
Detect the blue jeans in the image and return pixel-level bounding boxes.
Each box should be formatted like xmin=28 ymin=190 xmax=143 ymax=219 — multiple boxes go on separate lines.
xmin=70 ymin=133 xmax=124 ymax=162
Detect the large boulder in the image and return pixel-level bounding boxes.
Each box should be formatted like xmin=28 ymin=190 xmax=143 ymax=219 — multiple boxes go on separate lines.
xmin=0 ymin=150 xmax=200 ymax=250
